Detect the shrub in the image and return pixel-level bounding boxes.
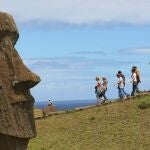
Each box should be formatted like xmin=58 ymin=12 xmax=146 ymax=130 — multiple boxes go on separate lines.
xmin=138 ymin=99 xmax=150 ymax=109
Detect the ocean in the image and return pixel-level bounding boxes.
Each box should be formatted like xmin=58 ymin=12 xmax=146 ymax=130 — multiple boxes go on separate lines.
xmin=35 ymin=99 xmax=97 ymax=111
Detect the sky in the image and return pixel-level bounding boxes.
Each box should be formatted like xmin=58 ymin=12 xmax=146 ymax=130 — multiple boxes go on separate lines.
xmin=0 ymin=0 xmax=150 ymax=101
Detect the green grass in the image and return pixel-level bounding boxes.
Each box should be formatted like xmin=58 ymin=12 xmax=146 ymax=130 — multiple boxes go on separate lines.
xmin=28 ymin=95 xmax=150 ymax=150
xmin=138 ymin=97 xmax=150 ymax=109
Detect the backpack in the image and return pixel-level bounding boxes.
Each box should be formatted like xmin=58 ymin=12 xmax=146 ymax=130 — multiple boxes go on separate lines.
xmin=95 ymin=82 xmax=102 ymax=96
xmin=102 ymin=78 xmax=108 ymax=90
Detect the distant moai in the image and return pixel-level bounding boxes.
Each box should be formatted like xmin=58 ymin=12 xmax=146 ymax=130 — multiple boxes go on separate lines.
xmin=42 ymin=104 xmax=57 ymax=117
xmin=0 ymin=12 xmax=40 ymax=150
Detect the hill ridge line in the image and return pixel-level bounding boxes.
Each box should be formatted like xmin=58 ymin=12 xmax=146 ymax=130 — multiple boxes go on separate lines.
xmin=34 ymin=91 xmax=150 ymax=120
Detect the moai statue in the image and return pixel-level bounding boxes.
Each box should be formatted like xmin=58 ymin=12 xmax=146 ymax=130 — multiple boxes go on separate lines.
xmin=0 ymin=12 xmax=40 ymax=150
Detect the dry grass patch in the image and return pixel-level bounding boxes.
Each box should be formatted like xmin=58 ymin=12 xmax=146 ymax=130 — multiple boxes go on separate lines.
xmin=28 ymin=95 xmax=150 ymax=150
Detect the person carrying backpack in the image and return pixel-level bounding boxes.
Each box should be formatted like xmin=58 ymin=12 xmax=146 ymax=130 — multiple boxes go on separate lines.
xmin=132 ymin=66 xmax=141 ymax=93
xmin=101 ymin=77 xmax=108 ymax=101
xmin=131 ymin=68 xmax=138 ymax=96
xmin=95 ymin=76 xmax=103 ymax=104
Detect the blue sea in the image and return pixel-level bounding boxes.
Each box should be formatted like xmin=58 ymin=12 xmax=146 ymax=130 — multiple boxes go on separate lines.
xmin=35 ymin=99 xmax=97 ymax=111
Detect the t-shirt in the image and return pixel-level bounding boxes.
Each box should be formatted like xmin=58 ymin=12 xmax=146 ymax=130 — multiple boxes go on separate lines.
xmin=118 ymin=77 xmax=124 ymax=88
xmin=121 ymin=74 xmax=125 ymax=85
xmin=132 ymin=72 xmax=137 ymax=82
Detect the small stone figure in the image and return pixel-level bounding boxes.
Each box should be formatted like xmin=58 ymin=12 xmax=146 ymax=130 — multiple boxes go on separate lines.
xmin=42 ymin=100 xmax=57 ymax=117
xmin=0 ymin=12 xmax=40 ymax=150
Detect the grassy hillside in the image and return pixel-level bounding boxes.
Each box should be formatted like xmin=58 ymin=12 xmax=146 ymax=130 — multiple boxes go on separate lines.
xmin=28 ymin=95 xmax=150 ymax=150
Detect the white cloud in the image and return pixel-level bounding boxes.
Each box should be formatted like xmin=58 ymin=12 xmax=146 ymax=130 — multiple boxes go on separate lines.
xmin=1 ymin=0 xmax=150 ymax=26
xmin=23 ymin=56 xmax=140 ymax=74
xmin=120 ymin=47 xmax=150 ymax=55
xmin=23 ymin=57 xmax=149 ymax=101
xmin=74 ymin=50 xmax=105 ymax=55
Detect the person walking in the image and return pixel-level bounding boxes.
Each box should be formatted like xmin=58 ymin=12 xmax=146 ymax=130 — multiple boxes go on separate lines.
xmin=132 ymin=66 xmax=141 ymax=93
xmin=117 ymin=71 xmax=130 ymax=97
xmin=48 ymin=100 xmax=53 ymax=106
xmin=116 ymin=73 xmax=128 ymax=99
xmin=101 ymin=77 xmax=108 ymax=101
xmin=95 ymin=76 xmax=103 ymax=104
xmin=131 ymin=68 xmax=138 ymax=96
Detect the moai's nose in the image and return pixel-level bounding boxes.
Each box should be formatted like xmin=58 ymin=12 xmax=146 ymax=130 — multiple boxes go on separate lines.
xmin=12 ymin=72 xmax=41 ymax=90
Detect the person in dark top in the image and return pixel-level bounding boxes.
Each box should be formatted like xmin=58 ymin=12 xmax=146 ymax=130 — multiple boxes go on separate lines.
xmin=48 ymin=100 xmax=53 ymax=106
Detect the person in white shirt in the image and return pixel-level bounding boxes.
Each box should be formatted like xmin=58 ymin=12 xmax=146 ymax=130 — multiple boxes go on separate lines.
xmin=132 ymin=66 xmax=141 ymax=93
xmin=116 ymin=74 xmax=128 ymax=99
xmin=117 ymin=71 xmax=130 ymax=97
xmin=131 ymin=68 xmax=138 ymax=96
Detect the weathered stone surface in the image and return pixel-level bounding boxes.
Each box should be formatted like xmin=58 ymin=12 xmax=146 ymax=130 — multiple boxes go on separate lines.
xmin=0 ymin=134 xmax=29 ymax=150
xmin=0 ymin=11 xmax=40 ymax=149
xmin=0 ymin=12 xmax=19 ymax=45
xmin=42 ymin=104 xmax=57 ymax=116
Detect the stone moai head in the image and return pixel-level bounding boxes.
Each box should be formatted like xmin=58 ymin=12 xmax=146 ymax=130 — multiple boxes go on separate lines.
xmin=0 ymin=12 xmax=40 ymax=138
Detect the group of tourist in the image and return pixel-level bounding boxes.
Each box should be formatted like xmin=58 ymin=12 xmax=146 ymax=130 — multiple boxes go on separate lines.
xmin=95 ymin=66 xmax=141 ymax=104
